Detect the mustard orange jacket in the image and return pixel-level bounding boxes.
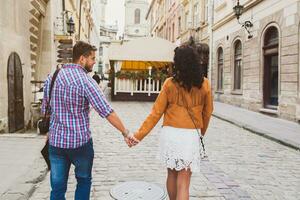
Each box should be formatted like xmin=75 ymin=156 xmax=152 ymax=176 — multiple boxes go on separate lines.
xmin=134 ymin=77 xmax=214 ymax=141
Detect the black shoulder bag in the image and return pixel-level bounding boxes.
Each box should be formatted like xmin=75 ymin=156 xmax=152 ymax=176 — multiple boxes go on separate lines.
xmin=38 ymin=69 xmax=60 ymax=134
xmin=39 ymin=69 xmax=60 ymax=171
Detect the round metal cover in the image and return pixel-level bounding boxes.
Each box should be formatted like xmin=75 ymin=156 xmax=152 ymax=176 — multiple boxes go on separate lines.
xmin=110 ymin=181 xmax=166 ymax=200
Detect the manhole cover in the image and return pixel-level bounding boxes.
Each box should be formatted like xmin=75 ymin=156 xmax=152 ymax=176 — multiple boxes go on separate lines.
xmin=110 ymin=181 xmax=166 ymax=200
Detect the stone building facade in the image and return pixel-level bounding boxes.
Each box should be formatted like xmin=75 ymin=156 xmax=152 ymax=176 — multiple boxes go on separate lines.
xmin=124 ymin=0 xmax=150 ymax=39
xmin=146 ymin=0 xmax=209 ymax=44
xmin=211 ymin=0 xmax=300 ymax=121
xmin=98 ymin=0 xmax=118 ymax=75
xmin=0 ymin=1 xmax=32 ymax=132
xmin=0 ymin=0 xmax=98 ymax=133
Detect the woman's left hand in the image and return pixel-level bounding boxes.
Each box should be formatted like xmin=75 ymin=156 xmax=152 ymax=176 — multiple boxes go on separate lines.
xmin=124 ymin=134 xmax=139 ymax=147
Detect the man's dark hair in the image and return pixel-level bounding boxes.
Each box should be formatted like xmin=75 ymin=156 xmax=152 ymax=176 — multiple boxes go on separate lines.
xmin=73 ymin=41 xmax=97 ymax=62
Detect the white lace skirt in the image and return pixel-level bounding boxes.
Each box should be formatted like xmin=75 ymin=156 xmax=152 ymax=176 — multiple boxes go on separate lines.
xmin=158 ymin=126 xmax=201 ymax=173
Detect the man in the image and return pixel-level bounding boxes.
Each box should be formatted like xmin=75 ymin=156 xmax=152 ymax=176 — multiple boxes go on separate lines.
xmin=92 ymin=71 xmax=101 ymax=85
xmin=42 ymin=41 xmax=138 ymax=200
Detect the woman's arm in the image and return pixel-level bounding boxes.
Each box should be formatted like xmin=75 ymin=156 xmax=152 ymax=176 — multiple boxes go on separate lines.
xmin=134 ymin=80 xmax=169 ymax=141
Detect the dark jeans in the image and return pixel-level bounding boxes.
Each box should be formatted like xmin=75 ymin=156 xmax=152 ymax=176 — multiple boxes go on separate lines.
xmin=49 ymin=139 xmax=94 ymax=200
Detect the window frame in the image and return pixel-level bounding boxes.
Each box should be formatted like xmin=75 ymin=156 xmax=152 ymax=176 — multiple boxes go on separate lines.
xmin=232 ymin=40 xmax=243 ymax=93
xmin=216 ymin=47 xmax=224 ymax=92
xmin=134 ymin=8 xmax=141 ymax=24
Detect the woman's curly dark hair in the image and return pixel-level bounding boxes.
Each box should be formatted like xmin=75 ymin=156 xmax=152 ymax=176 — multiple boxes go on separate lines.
xmin=173 ymin=38 xmax=207 ymax=92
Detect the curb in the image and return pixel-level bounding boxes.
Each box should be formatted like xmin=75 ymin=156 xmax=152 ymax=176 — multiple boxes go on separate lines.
xmin=0 ymin=157 xmax=49 ymax=200
xmin=212 ymin=113 xmax=300 ymax=151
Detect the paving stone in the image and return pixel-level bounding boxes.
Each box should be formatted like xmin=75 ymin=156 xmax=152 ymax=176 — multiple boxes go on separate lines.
xmin=29 ymin=89 xmax=300 ymax=200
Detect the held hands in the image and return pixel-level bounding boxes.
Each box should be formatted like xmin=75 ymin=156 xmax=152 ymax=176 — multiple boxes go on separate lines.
xmin=122 ymin=129 xmax=139 ymax=147
xmin=124 ymin=134 xmax=139 ymax=147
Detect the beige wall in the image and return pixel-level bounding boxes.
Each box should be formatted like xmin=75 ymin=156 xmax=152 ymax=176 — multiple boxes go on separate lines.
xmin=0 ymin=0 xmax=32 ymax=131
xmin=0 ymin=0 xmax=99 ymax=132
xmin=147 ymin=0 xmax=209 ymax=44
xmin=166 ymin=0 xmax=181 ymax=43
xmin=32 ymin=0 xmax=56 ymax=81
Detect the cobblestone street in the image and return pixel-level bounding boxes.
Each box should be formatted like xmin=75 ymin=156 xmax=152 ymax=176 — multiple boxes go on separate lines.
xmin=30 ymin=92 xmax=300 ymax=200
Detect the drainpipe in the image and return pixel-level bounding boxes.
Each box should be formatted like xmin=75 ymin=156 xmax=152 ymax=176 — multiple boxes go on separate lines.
xmin=208 ymin=0 xmax=214 ymax=82
xmin=62 ymin=0 xmax=66 ymax=33
xmin=165 ymin=1 xmax=168 ymax=40
xmin=78 ymin=0 xmax=83 ymax=40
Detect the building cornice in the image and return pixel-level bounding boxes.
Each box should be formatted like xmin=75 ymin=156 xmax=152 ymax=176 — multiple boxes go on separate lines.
xmin=212 ymin=0 xmax=263 ymax=31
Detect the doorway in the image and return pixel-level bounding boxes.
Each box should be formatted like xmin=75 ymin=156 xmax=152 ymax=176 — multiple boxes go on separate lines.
xmin=7 ymin=52 xmax=24 ymax=132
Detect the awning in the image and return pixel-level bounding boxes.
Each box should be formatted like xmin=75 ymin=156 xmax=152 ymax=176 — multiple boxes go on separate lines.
xmin=121 ymin=60 xmax=171 ymax=70
xmin=109 ymin=37 xmax=177 ymax=70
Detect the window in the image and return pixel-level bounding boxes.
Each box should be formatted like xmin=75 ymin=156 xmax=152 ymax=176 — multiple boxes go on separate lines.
xmin=193 ymin=3 xmax=199 ymax=28
xmin=205 ymin=0 xmax=209 ymax=22
xmin=99 ymin=46 xmax=103 ymax=56
xmin=233 ymin=40 xmax=242 ymax=90
xmin=172 ymin=23 xmax=175 ymax=42
xmin=185 ymin=11 xmax=189 ymax=30
xmin=264 ymin=27 xmax=279 ymax=47
xmin=263 ymin=26 xmax=279 ymax=107
xmin=178 ymin=17 xmax=181 ymax=35
xmin=134 ymin=9 xmax=140 ymax=24
xmin=217 ymin=47 xmax=224 ymax=90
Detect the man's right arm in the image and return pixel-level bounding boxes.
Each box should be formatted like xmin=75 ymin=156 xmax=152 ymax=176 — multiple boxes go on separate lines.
xmin=85 ymin=77 xmax=128 ymax=134
xmin=106 ymin=112 xmax=127 ymax=136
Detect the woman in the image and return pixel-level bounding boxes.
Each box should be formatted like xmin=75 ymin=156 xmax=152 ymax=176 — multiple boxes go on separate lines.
xmin=132 ymin=41 xmax=213 ymax=200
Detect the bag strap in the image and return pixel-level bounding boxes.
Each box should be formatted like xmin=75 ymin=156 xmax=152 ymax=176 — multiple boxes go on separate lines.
xmin=176 ymin=85 xmax=206 ymax=154
xmin=44 ymin=69 xmax=61 ymax=117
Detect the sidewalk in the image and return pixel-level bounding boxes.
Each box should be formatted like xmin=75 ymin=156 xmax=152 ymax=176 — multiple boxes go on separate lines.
xmin=213 ymin=101 xmax=300 ymax=150
xmin=0 ymin=82 xmax=108 ymax=200
xmin=0 ymin=133 xmax=47 ymax=200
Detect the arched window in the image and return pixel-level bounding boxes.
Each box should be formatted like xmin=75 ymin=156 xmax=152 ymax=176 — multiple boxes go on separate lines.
xmin=217 ymin=47 xmax=224 ymax=90
xmin=233 ymin=40 xmax=242 ymax=90
xmin=264 ymin=27 xmax=279 ymax=46
xmin=263 ymin=26 xmax=279 ymax=108
xmin=134 ymin=9 xmax=140 ymax=24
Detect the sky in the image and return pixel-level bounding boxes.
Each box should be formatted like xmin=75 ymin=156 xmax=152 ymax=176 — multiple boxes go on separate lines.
xmin=106 ymin=0 xmax=151 ymax=36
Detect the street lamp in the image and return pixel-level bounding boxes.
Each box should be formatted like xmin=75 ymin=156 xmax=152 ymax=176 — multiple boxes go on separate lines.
xmin=233 ymin=0 xmax=253 ymax=39
xmin=66 ymin=17 xmax=75 ymax=36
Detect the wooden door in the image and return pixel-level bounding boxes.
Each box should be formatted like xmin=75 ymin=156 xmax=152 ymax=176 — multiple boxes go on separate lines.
xmin=7 ymin=52 xmax=24 ymax=132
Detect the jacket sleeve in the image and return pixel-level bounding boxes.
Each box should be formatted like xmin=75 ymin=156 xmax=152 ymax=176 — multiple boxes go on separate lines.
xmin=201 ymin=79 xmax=213 ymax=135
xmin=134 ymin=79 xmax=169 ymax=141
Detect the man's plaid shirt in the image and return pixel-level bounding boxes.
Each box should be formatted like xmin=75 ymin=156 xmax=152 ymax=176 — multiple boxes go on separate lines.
xmin=42 ymin=63 xmax=113 ymax=149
